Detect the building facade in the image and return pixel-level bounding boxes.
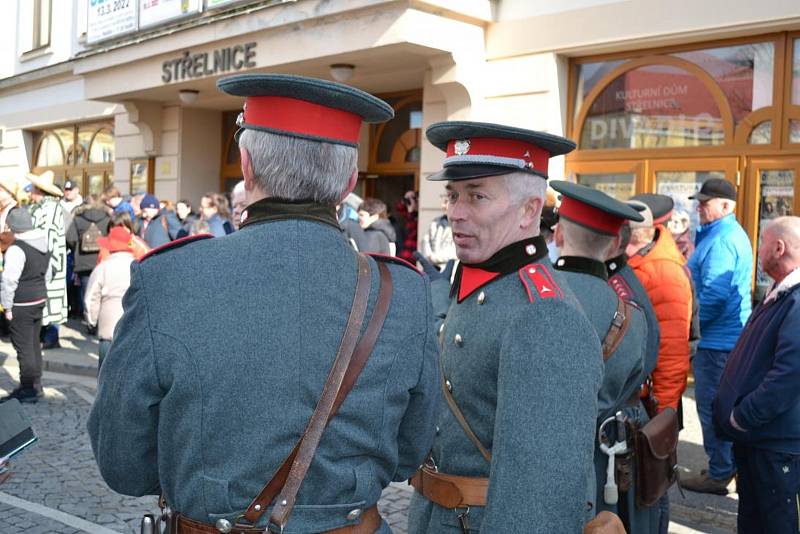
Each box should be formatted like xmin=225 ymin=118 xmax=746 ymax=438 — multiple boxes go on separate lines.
xmin=0 ymin=0 xmax=799 ymax=292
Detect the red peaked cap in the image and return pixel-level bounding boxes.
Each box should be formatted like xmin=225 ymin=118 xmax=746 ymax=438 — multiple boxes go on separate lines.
xmin=550 ymin=180 xmax=644 ymax=236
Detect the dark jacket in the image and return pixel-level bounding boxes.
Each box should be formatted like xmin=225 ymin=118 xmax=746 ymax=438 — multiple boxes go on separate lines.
xmin=714 ymin=282 xmax=800 ymax=453
xmin=66 ymin=205 xmax=111 ymax=273
xmin=138 ymin=210 xmax=181 ymax=249
xmin=362 ymin=219 xmax=396 ymax=255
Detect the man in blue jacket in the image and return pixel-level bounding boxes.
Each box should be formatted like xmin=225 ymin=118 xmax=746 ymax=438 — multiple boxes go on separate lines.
xmin=682 ymin=178 xmax=753 ymax=494
xmin=713 ymin=216 xmax=800 ymax=533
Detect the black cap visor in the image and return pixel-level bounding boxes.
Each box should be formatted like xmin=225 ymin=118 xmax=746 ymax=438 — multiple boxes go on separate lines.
xmin=428 ymin=164 xmax=547 ymax=182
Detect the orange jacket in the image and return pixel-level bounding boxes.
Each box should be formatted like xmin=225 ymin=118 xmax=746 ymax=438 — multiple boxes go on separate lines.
xmin=628 ymin=225 xmax=693 ymax=411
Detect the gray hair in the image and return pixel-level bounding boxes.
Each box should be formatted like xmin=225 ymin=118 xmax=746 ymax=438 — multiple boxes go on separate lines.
xmin=558 ymin=218 xmax=619 ymax=262
xmin=503 ymin=171 xmax=547 ymax=206
xmin=238 ymin=129 xmax=358 ymax=205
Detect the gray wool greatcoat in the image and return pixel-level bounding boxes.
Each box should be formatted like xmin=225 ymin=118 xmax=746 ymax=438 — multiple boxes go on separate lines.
xmin=408 ymin=237 xmax=604 ymax=534
xmin=555 ymin=258 xmax=656 ymax=534
xmin=87 ymin=201 xmax=440 ymax=533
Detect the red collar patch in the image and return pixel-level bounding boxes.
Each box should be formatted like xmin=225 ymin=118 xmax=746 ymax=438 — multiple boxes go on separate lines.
xmin=458 ymin=266 xmax=501 ymax=302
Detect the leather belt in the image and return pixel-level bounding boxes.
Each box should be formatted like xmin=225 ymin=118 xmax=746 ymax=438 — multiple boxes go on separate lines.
xmin=174 ymin=505 xmax=381 ymax=534
xmin=409 ymin=466 xmax=488 ymax=509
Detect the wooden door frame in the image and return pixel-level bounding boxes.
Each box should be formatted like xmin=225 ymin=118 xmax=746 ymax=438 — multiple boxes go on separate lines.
xmin=744 ymin=156 xmax=800 ymax=258
xmin=564 ymin=159 xmax=644 ymax=197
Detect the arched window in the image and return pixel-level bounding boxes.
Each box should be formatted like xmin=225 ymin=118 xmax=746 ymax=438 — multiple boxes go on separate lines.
xmin=32 ymin=122 xmax=114 ymax=196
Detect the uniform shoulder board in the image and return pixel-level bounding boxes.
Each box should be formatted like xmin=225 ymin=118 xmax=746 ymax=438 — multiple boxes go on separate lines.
xmin=139 ymin=233 xmax=214 ymax=263
xmin=364 ymin=253 xmax=422 ymax=275
xmin=608 ymin=273 xmax=634 ymax=303
xmin=518 ymin=263 xmax=563 ymax=302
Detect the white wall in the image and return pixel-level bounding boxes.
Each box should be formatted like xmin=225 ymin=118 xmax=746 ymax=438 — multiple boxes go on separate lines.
xmin=178 ymin=108 xmax=222 ymax=205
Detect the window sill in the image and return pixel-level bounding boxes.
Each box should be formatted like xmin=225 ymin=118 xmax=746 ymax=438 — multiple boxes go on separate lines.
xmin=20 ymin=46 xmax=53 ymax=62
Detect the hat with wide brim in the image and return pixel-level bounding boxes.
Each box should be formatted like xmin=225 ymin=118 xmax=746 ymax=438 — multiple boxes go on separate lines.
xmin=217 ymin=74 xmax=394 ymax=146
xmin=25 ymin=170 xmax=63 ymax=197
xmin=425 ymin=121 xmax=576 ymax=181
xmin=0 ymin=176 xmax=18 ymax=197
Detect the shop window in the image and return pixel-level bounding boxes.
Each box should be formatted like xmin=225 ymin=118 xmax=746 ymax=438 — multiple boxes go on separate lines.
xmin=748 ymin=121 xmax=772 ymax=145
xmin=757 ymin=169 xmax=795 ymax=291
xmin=130 ymin=159 xmax=152 ymax=195
xmin=793 ymin=38 xmax=800 ymax=105
xmin=32 ymin=122 xmax=114 ymax=194
xmin=579 ymin=64 xmax=725 ymax=150
xmin=675 ymin=42 xmax=774 ymax=125
xmin=574 ymin=60 xmax=625 ymax=120
xmin=89 ymin=129 xmax=114 ymax=163
xmin=655 ymin=171 xmax=725 ymax=240
xmin=35 ymin=132 xmax=65 ymax=167
xmin=791 ymin=120 xmax=800 ymax=144
xmin=575 ymin=173 xmax=635 ymax=200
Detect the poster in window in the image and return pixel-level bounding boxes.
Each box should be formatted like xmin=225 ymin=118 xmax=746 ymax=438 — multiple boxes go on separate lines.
xmin=87 ymin=0 xmax=137 ymax=44
xmin=140 ymin=0 xmax=203 ymax=29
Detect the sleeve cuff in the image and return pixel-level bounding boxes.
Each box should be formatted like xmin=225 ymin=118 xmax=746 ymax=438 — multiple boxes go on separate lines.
xmin=730 ymin=410 xmax=746 ymax=432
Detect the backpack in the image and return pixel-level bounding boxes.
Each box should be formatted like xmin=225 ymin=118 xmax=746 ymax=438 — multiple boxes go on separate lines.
xmin=80 ymin=221 xmax=102 ymax=253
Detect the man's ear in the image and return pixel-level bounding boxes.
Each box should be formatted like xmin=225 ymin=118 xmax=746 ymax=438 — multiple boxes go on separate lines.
xmin=340 ymin=170 xmax=358 ymax=203
xmin=240 ymin=147 xmax=256 ymax=192
xmin=776 ymin=238 xmax=787 ymax=257
xmin=554 ymin=222 xmax=564 ymax=248
xmin=520 ymin=196 xmax=543 ymax=231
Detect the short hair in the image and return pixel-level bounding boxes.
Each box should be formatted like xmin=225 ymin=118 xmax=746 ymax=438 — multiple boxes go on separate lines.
xmin=630 ymin=227 xmax=656 ymax=247
xmin=103 ymin=185 xmax=121 ymax=200
xmin=238 ymin=129 xmax=357 ymax=206
xmin=503 ymin=172 xmax=547 ymax=206
xmin=558 ymin=218 xmax=619 ymax=261
xmin=359 ymin=198 xmax=388 ymax=218
xmin=618 ymin=223 xmax=632 ymax=251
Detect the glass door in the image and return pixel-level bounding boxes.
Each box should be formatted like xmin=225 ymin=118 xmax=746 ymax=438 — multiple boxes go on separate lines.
xmin=746 ymin=158 xmax=800 ymax=299
xmin=564 ymin=160 xmax=643 ymax=200
xmin=648 ymin=158 xmax=739 ymax=242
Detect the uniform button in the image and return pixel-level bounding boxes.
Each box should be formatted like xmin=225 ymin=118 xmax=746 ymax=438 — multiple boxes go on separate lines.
xmin=609 ymin=262 xmax=617 ymax=271
xmin=215 ymin=519 xmax=232 ymax=533
xmin=445 ymin=380 xmax=453 ymax=392
xmin=435 ymin=425 xmax=440 ymax=435
xmin=557 ymin=259 xmax=565 ymax=267
xmin=347 ymin=508 xmax=362 ymax=521
xmin=477 ymin=291 xmax=486 ymax=304
xmin=454 ymin=334 xmax=463 ymax=347
xmin=525 ymin=244 xmax=537 ymax=256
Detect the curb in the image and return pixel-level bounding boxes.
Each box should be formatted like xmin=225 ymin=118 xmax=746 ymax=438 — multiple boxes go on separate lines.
xmin=43 ymin=359 xmax=97 ymax=378
xmin=670 ymin=502 xmax=737 ymax=531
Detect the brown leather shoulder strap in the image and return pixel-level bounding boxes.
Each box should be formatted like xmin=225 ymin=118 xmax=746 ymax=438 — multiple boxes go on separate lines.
xmin=439 ymin=353 xmax=492 ymax=464
xmin=602 ymin=297 xmax=632 ymax=362
xmin=240 ymin=254 xmax=392 ymax=529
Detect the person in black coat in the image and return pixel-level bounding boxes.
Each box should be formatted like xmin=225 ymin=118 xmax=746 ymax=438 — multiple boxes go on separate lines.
xmin=66 ymin=199 xmax=110 ymax=316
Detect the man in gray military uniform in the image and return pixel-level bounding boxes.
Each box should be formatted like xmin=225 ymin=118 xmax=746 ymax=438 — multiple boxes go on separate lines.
xmin=407 ymin=122 xmax=608 ymax=533
xmin=88 ymin=74 xmax=439 ymax=533
xmin=550 ymin=180 xmax=657 ymax=533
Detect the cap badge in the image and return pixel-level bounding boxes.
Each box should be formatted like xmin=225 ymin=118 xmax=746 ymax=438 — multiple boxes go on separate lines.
xmin=236 ymin=112 xmax=245 ymax=127
xmin=525 ymin=244 xmax=537 ymax=256
xmin=454 ymin=139 xmax=471 ymax=156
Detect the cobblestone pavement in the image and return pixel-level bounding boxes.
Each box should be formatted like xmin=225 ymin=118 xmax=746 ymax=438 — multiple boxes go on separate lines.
xmin=0 ymin=328 xmax=732 ymax=533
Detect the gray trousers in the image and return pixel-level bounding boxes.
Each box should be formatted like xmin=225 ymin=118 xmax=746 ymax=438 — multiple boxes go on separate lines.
xmin=10 ymin=304 xmax=44 ymax=387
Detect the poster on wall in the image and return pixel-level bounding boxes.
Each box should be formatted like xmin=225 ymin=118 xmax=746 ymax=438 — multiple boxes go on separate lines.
xmin=656 ymin=180 xmax=703 ymax=241
xmin=140 ymin=0 xmax=203 ymax=29
xmin=756 ymin=170 xmax=795 ymax=292
xmin=87 ymin=0 xmax=137 ymax=44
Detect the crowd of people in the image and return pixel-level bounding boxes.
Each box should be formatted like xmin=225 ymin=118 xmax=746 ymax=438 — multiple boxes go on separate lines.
xmin=0 ymin=72 xmax=794 ymax=534
xmin=0 ymin=175 xmax=250 ymax=398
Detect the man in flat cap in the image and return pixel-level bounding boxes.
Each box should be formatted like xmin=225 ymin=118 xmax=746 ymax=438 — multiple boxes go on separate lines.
xmin=550 ymin=180 xmax=656 ymax=533
xmin=407 ymin=122 xmax=608 ymax=533
xmin=88 ymin=74 xmax=439 ymax=533
xmin=682 ymin=178 xmax=753 ymax=495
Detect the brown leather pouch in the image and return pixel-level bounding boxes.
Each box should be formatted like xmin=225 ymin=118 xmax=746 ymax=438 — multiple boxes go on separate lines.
xmin=634 ymin=407 xmax=679 ymax=507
